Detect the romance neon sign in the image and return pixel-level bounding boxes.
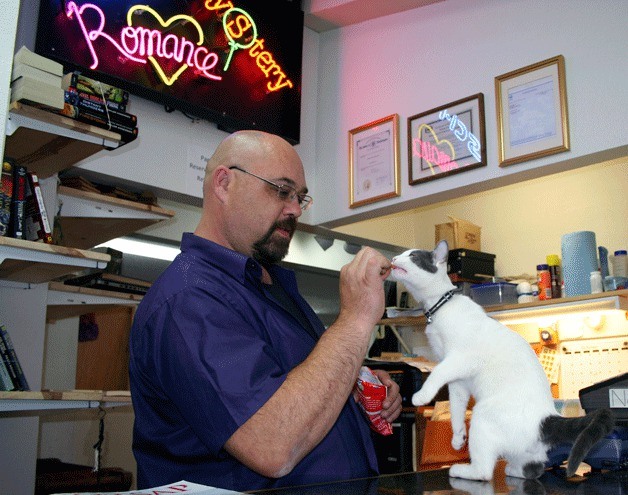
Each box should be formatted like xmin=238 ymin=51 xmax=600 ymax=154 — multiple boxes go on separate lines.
xmin=412 ymin=124 xmax=460 ymax=174
xmin=65 ymin=1 xmax=294 ymax=91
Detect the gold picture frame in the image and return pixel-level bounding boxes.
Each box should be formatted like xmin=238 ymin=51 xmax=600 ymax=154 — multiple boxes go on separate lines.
xmin=348 ymin=114 xmax=400 ymax=208
xmin=408 ymin=93 xmax=486 ymax=186
xmin=495 ymin=55 xmax=570 ymax=167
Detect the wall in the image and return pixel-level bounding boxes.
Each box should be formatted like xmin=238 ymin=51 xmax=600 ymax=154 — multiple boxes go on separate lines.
xmin=334 ymin=157 xmax=628 ymax=279
xmin=313 ymin=0 xmax=628 ymax=227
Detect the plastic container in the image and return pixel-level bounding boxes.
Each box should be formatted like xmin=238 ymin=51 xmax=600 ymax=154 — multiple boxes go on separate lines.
xmin=470 ymin=282 xmax=518 ymax=307
xmin=590 ymin=271 xmax=603 ymax=294
xmin=611 ymin=250 xmax=628 ymax=277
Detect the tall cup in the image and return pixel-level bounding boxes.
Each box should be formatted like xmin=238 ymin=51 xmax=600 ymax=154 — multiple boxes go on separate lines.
xmin=561 ymin=231 xmax=598 ymax=296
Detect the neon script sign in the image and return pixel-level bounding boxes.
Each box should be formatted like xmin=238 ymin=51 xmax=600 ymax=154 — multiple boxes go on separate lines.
xmin=411 ymin=111 xmax=482 ymax=175
xmin=65 ymin=1 xmax=294 ymax=91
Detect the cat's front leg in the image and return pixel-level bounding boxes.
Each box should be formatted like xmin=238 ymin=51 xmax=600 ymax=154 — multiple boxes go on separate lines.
xmin=412 ymin=355 xmax=473 ymax=406
xmin=448 ymin=382 xmax=470 ymax=450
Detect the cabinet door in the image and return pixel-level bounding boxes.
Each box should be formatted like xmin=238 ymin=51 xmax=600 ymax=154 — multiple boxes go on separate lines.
xmin=75 ymin=306 xmax=134 ymax=391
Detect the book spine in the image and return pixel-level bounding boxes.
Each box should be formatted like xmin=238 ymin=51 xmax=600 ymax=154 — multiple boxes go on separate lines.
xmin=64 ymin=90 xmax=136 ymax=127
xmin=0 ymin=324 xmax=29 ymax=391
xmin=9 ymin=164 xmax=27 ymax=239
xmin=24 ymin=172 xmax=53 ymax=244
xmin=0 ymin=340 xmax=16 ymax=391
xmin=0 ymin=159 xmax=14 ymax=237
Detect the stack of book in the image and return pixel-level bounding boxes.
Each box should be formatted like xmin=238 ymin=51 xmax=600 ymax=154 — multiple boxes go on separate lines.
xmin=58 ymin=71 xmax=138 ymax=144
xmin=10 ymin=46 xmax=64 ymax=111
xmin=0 ymin=158 xmax=53 ymax=244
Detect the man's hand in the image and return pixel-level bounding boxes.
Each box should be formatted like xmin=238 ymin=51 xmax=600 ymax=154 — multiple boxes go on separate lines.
xmin=371 ymin=369 xmax=402 ymax=423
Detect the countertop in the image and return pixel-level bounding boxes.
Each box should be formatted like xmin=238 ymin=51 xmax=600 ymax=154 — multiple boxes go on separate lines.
xmin=250 ymin=467 xmax=628 ymax=494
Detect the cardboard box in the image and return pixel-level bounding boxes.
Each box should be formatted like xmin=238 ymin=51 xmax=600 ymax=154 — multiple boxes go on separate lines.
xmin=435 ymin=216 xmax=481 ymax=251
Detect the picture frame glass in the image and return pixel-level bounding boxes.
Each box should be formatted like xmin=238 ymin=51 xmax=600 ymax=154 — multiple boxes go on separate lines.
xmin=408 ymin=94 xmax=486 ymax=185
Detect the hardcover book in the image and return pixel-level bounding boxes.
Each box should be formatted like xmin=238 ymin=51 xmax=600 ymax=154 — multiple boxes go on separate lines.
xmin=24 ymin=171 xmax=53 ymax=244
xmin=13 ymin=45 xmax=63 ymax=76
xmin=11 ymin=62 xmax=63 ymax=86
xmin=11 ymin=74 xmax=65 ymax=110
xmin=0 ymin=323 xmax=29 ymax=391
xmin=0 ymin=158 xmax=14 ymax=237
xmin=0 ymin=344 xmax=16 ymax=391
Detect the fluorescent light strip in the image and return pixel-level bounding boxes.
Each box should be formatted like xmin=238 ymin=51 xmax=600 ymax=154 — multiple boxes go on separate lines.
xmin=96 ymin=238 xmax=180 ymax=261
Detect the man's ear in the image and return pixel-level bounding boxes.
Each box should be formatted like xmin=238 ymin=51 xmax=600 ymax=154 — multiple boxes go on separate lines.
xmin=212 ymin=166 xmax=231 ymax=202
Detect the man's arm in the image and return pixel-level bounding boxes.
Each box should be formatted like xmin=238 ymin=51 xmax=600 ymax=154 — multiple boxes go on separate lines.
xmin=224 ymin=247 xmax=396 ymax=477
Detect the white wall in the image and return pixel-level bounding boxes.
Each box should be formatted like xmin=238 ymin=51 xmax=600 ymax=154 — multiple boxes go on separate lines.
xmin=313 ymin=0 xmax=628 ymax=227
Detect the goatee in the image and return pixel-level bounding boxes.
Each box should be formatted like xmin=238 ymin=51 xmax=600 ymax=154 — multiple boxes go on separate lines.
xmin=252 ymin=218 xmax=297 ymax=265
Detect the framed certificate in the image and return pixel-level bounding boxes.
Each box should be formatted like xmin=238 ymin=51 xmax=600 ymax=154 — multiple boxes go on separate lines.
xmin=348 ymin=114 xmax=401 ymax=208
xmin=495 ymin=55 xmax=570 ymax=167
xmin=408 ymin=94 xmax=486 ymax=186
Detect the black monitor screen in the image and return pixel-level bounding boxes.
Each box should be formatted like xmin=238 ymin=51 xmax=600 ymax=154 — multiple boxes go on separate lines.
xmin=34 ymin=0 xmax=304 ymax=143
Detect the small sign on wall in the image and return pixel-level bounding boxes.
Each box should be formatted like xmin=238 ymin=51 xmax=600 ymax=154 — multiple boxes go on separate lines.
xmin=186 ymin=146 xmax=210 ymax=198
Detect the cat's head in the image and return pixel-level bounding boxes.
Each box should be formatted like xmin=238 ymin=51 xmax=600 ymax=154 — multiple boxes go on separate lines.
xmin=388 ymin=240 xmax=454 ymax=300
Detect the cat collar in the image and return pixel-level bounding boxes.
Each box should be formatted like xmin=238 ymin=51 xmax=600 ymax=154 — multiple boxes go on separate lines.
xmin=423 ymin=289 xmax=456 ymax=324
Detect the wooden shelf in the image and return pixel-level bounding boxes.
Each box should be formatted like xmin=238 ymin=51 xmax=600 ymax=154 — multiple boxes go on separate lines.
xmin=56 ymin=186 xmax=176 ymax=249
xmin=47 ymin=280 xmax=144 ymax=320
xmin=0 ymin=390 xmax=131 ymax=412
xmin=0 ymin=237 xmax=110 ymax=284
xmin=4 ymin=102 xmax=121 ymax=179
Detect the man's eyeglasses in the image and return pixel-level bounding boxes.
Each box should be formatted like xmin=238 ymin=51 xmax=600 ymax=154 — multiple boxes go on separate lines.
xmin=229 ymin=166 xmax=313 ymax=211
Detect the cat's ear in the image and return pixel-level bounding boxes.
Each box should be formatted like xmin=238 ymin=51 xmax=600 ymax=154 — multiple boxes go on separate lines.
xmin=433 ymin=240 xmax=449 ymax=264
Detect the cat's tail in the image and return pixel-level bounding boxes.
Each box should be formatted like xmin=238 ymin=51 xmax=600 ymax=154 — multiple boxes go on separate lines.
xmin=540 ymin=408 xmax=615 ymax=476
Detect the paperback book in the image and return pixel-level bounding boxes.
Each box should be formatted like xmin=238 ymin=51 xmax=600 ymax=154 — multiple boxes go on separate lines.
xmin=0 ymin=158 xmax=14 ymax=237
xmin=9 ymin=164 xmax=27 ymax=239
xmin=24 ymin=171 xmax=53 ymax=244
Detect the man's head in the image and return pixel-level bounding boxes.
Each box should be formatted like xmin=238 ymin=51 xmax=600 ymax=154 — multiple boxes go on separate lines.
xmin=195 ymin=130 xmax=310 ymax=265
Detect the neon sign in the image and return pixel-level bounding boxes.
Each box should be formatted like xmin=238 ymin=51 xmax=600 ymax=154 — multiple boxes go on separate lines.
xmin=439 ymin=109 xmax=482 ymax=162
xmin=411 ymin=124 xmax=460 ymax=174
xmin=35 ymin=0 xmax=304 ymax=143
xmin=65 ymin=1 xmax=293 ymax=91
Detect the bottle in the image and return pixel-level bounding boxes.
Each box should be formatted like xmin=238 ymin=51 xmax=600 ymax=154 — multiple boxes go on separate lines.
xmin=611 ymin=250 xmax=628 ymax=277
xmin=546 ymin=254 xmax=562 ymax=299
xmin=590 ymin=270 xmax=603 ymax=294
xmin=537 ymin=264 xmax=552 ymax=301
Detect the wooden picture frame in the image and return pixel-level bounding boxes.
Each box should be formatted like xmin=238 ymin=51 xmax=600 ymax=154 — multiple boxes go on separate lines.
xmin=348 ymin=114 xmax=400 ymax=208
xmin=495 ymin=55 xmax=570 ymax=167
xmin=408 ymin=94 xmax=486 ymax=186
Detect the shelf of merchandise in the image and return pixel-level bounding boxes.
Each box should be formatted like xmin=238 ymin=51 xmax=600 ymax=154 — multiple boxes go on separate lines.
xmin=55 ymin=186 xmax=176 ymax=250
xmin=0 ymin=236 xmax=110 ymax=286
xmin=377 ymin=289 xmax=628 ymax=354
xmin=4 ymin=102 xmax=121 ymax=179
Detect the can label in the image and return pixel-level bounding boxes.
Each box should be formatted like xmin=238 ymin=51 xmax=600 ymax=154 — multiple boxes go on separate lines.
xmin=538 ymin=270 xmax=552 ymax=300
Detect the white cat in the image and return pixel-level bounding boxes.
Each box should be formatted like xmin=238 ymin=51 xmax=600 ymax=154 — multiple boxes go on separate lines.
xmin=388 ymin=240 xmax=614 ymax=481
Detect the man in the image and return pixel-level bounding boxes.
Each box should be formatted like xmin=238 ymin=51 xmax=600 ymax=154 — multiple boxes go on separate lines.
xmin=129 ymin=130 xmax=402 ymax=491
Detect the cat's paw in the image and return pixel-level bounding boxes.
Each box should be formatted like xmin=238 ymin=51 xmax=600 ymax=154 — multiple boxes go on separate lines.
xmin=412 ymin=389 xmax=430 ymax=406
xmin=451 ymin=432 xmax=467 ymax=450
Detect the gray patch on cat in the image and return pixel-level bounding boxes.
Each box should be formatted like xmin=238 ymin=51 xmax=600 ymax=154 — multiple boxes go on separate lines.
xmin=409 ymin=249 xmax=438 ymax=273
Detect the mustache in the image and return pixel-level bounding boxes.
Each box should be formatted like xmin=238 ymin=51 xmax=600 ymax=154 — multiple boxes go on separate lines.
xmin=275 ymin=217 xmax=297 ymax=235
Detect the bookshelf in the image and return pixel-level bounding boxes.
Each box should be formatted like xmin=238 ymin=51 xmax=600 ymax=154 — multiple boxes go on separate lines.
xmin=56 ymin=186 xmax=175 ymax=250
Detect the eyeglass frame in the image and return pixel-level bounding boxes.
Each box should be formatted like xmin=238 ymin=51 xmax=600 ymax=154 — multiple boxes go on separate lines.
xmin=228 ymin=166 xmax=313 ymax=211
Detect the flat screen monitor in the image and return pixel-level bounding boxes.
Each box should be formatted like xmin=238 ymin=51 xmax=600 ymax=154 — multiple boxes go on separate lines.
xmin=34 ymin=0 xmax=304 ymax=144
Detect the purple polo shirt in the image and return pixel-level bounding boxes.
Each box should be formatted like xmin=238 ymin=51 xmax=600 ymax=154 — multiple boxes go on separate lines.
xmin=129 ymin=233 xmax=378 ymax=491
